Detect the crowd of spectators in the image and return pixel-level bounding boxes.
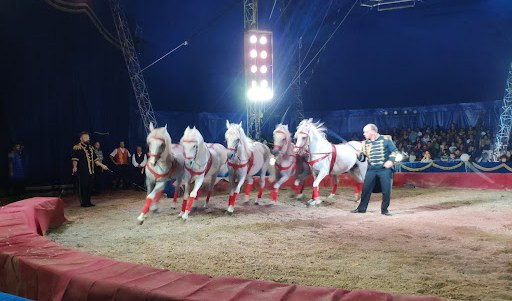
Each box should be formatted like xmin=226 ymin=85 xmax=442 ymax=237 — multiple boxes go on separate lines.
xmin=351 ymin=124 xmax=512 ymax=163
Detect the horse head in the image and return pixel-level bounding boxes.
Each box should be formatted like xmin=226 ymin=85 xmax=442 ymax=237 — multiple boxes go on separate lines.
xmin=180 ymin=126 xmax=204 ymax=167
xmin=272 ymin=124 xmax=291 ymax=156
xmin=147 ymin=122 xmax=171 ymax=166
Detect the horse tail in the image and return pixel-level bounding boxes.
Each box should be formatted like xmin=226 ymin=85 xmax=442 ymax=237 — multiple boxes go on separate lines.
xmin=268 ymin=154 xmax=276 ymax=183
xmin=260 ymin=143 xmax=275 ymax=183
xmin=348 ymin=141 xmax=367 ymax=183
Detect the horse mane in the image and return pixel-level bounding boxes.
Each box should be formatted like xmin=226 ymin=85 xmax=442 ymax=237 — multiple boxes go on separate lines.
xmin=228 ymin=124 xmax=254 ymax=152
xmin=180 ymin=127 xmax=204 ymax=144
xmin=297 ymin=118 xmax=327 ymax=139
xmin=148 ymin=126 xmax=173 ymax=161
xmin=274 ymin=124 xmax=292 ymax=141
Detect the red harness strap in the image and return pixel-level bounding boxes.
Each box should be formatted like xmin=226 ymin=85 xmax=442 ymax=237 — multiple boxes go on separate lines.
xmin=146 ymin=160 xmax=177 ymax=180
xmin=275 ymin=157 xmax=297 ymax=174
xmin=184 ymin=151 xmax=213 ymax=177
xmin=307 ymin=144 xmax=337 ymax=174
xmin=228 ymin=152 xmax=254 ymax=175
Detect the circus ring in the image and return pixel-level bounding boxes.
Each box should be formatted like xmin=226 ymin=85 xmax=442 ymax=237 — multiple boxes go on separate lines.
xmin=1 ymin=170 xmax=512 ymax=301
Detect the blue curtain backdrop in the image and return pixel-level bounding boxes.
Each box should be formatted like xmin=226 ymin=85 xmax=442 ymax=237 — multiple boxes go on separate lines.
xmin=134 ymin=100 xmax=502 ymax=146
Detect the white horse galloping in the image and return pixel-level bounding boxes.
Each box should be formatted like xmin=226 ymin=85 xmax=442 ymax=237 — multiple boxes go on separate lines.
xmin=294 ymin=119 xmax=367 ymax=206
xmin=225 ymin=121 xmax=274 ymax=215
xmin=270 ymin=124 xmax=310 ymax=201
xmin=137 ymin=123 xmax=185 ymax=225
xmin=179 ymin=126 xmax=228 ymax=220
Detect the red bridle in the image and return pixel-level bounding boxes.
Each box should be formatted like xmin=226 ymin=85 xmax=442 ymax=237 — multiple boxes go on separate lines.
xmin=273 ymin=130 xmax=288 ymax=150
xmin=148 ymin=136 xmax=166 ymax=158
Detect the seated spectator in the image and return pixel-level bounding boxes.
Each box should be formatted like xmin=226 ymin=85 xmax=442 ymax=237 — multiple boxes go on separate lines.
xmin=409 ymin=153 xmax=417 ymax=162
xmin=421 ymin=151 xmax=433 ymax=162
xmin=449 ymin=142 xmax=457 ymax=154
xmin=440 ymin=150 xmax=449 ymax=162
xmin=499 ymin=154 xmax=508 ymax=163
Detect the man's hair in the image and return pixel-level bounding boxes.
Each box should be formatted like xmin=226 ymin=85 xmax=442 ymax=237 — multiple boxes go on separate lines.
xmin=79 ymin=131 xmax=89 ymax=137
xmin=366 ymin=124 xmax=378 ymax=132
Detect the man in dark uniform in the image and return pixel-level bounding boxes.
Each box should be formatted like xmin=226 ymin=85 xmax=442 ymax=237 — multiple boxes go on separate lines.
xmin=72 ymin=132 xmax=108 ymax=207
xmin=351 ymin=124 xmax=401 ymax=216
xmin=131 ymin=145 xmax=147 ymax=190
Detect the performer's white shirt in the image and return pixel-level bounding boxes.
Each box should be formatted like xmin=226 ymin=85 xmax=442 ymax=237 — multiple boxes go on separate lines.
xmin=132 ymin=152 xmax=147 ymax=167
xmin=110 ymin=147 xmax=131 ymax=158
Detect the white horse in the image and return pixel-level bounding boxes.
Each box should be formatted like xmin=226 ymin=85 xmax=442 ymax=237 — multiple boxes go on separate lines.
xmin=179 ymin=126 xmax=228 ymax=220
xmin=294 ymin=119 xmax=367 ymax=206
xmin=137 ymin=123 xmax=185 ymax=225
xmin=270 ymin=124 xmax=310 ymax=201
xmin=225 ymin=121 xmax=274 ymax=215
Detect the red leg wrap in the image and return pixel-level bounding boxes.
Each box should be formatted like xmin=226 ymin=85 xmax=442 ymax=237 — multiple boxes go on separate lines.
xmin=185 ymin=196 xmax=196 ymax=211
xmin=181 ymin=199 xmax=187 ymax=212
xmin=257 ymin=187 xmax=263 ymax=199
xmin=173 ymin=189 xmax=179 ymax=203
xmin=206 ymin=191 xmax=211 ymax=203
xmin=355 ymin=183 xmax=363 ymax=194
xmin=312 ymin=186 xmax=320 ymax=200
xmin=300 ymin=183 xmax=305 ymax=193
xmin=142 ymin=198 xmax=153 ymax=214
xmin=244 ymin=183 xmax=253 ymax=196
xmin=331 ymin=184 xmax=338 ymax=195
xmin=154 ymin=190 xmax=163 ymax=203
xmin=270 ymin=188 xmax=278 ymax=201
xmin=231 ymin=192 xmax=239 ymax=206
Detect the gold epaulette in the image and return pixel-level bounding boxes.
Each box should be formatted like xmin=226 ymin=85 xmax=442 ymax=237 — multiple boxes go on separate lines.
xmin=382 ymin=135 xmax=392 ymax=140
xmin=73 ymin=143 xmax=82 ymax=150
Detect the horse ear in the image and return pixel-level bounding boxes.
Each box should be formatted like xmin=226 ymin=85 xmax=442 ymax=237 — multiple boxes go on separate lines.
xmin=239 ymin=121 xmax=242 ymax=127
xmin=164 ymin=124 xmax=167 ymax=129
xmin=192 ymin=126 xmax=196 ymax=130
xmin=226 ymin=120 xmax=230 ymax=128
xmin=149 ymin=122 xmax=154 ymax=131
xmin=285 ymin=124 xmax=289 ymax=130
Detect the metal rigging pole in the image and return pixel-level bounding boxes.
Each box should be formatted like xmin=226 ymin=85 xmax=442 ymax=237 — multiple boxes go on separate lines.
xmin=109 ymin=0 xmax=158 ymax=134
xmin=244 ymin=0 xmax=263 ymax=139
xmin=293 ymin=37 xmax=304 ymax=124
xmin=493 ymin=61 xmax=512 ymax=160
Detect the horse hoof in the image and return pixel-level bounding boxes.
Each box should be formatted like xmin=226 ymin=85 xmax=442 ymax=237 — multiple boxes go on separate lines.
xmin=226 ymin=211 xmax=233 ymax=216
xmin=171 ymin=204 xmax=177 ymax=210
xmin=296 ymin=194 xmax=304 ymax=199
xmin=204 ymin=203 xmax=209 ymax=209
xmin=137 ymin=219 xmax=144 ymax=225
xmin=328 ymin=193 xmax=336 ymax=199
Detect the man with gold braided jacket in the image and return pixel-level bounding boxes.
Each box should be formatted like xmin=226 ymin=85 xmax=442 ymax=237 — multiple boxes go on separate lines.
xmin=351 ymin=124 xmax=400 ymax=216
xmin=72 ymin=132 xmax=108 ymax=207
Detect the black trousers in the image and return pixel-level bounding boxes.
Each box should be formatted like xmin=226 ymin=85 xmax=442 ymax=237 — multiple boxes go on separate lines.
xmin=78 ymin=172 xmax=93 ymax=206
xmin=132 ymin=167 xmax=145 ymax=190
xmin=114 ymin=164 xmax=130 ymax=188
xmin=357 ymin=167 xmax=393 ymax=213
xmin=93 ymin=166 xmax=103 ymax=194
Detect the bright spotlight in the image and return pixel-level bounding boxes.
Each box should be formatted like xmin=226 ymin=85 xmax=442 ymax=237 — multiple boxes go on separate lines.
xmin=247 ymin=87 xmax=273 ymax=102
xmin=249 ymin=35 xmax=257 ymax=44
xmin=244 ymin=30 xmax=273 ymax=102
